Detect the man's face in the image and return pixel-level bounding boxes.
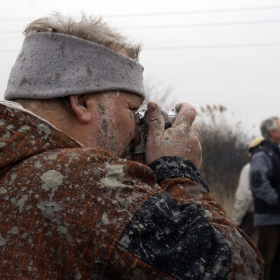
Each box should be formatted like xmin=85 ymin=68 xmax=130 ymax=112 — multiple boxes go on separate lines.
xmin=269 ymin=120 xmax=280 ymax=145
xmin=83 ymin=91 xmax=143 ymax=157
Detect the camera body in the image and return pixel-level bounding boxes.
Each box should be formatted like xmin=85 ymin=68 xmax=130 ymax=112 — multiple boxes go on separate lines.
xmin=130 ymin=109 xmax=178 ymax=162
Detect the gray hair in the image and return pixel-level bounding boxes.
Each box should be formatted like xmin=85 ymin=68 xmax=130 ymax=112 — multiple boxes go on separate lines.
xmin=260 ymin=116 xmax=280 ymax=140
xmin=24 ymin=12 xmax=141 ymax=61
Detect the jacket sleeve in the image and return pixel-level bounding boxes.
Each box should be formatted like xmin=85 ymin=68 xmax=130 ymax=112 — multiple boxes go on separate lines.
xmin=250 ymin=151 xmax=279 ymax=206
xmin=118 ymin=156 xmax=264 ymax=280
xmin=231 ymin=163 xmax=253 ymax=226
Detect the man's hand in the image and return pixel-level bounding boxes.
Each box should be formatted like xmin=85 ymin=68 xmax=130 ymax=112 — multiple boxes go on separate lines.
xmin=145 ymin=101 xmax=202 ymax=168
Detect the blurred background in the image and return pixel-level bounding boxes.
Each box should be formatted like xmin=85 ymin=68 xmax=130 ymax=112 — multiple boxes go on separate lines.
xmin=1 ymin=0 xmax=280 ymax=213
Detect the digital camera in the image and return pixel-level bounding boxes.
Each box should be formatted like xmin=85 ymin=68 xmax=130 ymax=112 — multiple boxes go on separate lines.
xmin=130 ymin=109 xmax=178 ymax=162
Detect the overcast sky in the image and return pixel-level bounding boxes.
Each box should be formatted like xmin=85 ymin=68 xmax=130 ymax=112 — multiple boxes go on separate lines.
xmin=1 ymin=0 xmax=280 ymax=138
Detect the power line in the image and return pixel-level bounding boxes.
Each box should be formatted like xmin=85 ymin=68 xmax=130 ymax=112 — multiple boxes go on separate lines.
xmin=0 ymin=5 xmax=280 ymax=22
xmin=121 ymin=19 xmax=280 ymax=30
xmin=143 ymin=43 xmax=280 ymax=51
xmin=105 ymin=6 xmax=280 ymax=17
xmin=2 ymin=19 xmax=280 ymax=34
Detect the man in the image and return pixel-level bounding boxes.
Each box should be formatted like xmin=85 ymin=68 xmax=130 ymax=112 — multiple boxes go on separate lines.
xmin=250 ymin=117 xmax=280 ymax=280
xmin=231 ymin=137 xmax=264 ymax=244
xmin=0 ymin=13 xmax=263 ymax=279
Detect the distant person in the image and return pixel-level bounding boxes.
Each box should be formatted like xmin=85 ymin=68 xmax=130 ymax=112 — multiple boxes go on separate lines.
xmin=250 ymin=116 xmax=280 ymax=280
xmin=231 ymin=137 xmax=264 ymax=243
xmin=0 ymin=12 xmax=263 ymax=279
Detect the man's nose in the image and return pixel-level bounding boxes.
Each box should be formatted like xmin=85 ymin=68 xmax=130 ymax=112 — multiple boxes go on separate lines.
xmin=130 ymin=123 xmax=141 ymax=147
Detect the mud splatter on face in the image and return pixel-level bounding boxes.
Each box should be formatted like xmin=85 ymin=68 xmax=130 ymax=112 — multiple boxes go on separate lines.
xmin=98 ymin=104 xmax=106 ymax=115
xmin=155 ymin=123 xmax=161 ymax=129
xmin=110 ymin=133 xmax=118 ymax=151
xmin=101 ymin=119 xmax=108 ymax=134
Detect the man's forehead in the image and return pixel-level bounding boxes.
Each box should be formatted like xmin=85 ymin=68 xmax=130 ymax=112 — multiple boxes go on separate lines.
xmin=120 ymin=96 xmax=143 ymax=112
xmin=96 ymin=91 xmax=143 ymax=106
xmin=123 ymin=92 xmax=144 ymax=104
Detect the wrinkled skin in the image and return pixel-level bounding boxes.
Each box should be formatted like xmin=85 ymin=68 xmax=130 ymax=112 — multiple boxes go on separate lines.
xmin=145 ymin=101 xmax=202 ymax=168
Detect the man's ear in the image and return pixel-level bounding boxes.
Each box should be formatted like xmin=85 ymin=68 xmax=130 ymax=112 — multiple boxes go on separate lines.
xmin=70 ymin=95 xmax=92 ymax=123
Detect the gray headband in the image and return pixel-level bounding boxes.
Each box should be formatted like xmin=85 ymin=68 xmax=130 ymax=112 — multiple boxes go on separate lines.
xmin=5 ymin=32 xmax=145 ymax=100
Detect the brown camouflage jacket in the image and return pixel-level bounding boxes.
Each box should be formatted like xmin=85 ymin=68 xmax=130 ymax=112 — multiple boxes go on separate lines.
xmin=0 ymin=102 xmax=263 ymax=279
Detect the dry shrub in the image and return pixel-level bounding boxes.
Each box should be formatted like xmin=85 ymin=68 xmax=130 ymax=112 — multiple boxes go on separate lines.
xmin=197 ymin=105 xmax=250 ymax=216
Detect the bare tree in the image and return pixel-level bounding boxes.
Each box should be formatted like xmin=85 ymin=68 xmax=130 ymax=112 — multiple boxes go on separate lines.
xmin=197 ymin=104 xmax=251 ymax=214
